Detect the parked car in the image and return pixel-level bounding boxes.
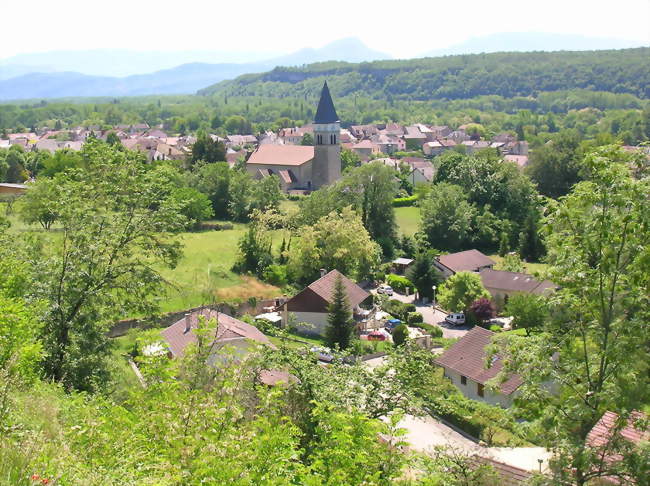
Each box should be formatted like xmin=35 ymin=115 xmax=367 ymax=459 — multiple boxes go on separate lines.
xmin=367 ymin=331 xmax=387 ymax=341
xmin=310 ymin=346 xmax=334 ymax=363
xmin=377 ymin=285 xmax=393 ymax=296
xmin=384 ymin=318 xmax=402 ymax=333
xmin=445 ymin=313 xmax=466 ymax=326
xmin=488 ymin=316 xmax=513 ymax=330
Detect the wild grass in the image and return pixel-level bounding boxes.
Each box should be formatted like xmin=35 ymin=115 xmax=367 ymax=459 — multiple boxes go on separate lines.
xmin=395 ymin=206 xmax=420 ymax=236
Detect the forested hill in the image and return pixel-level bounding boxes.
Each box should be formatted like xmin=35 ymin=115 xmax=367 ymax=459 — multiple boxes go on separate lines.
xmin=198 ymin=48 xmax=650 ymax=101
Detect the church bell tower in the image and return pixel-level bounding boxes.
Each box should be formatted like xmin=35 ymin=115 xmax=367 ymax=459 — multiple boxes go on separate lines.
xmin=312 ymin=81 xmax=341 ymax=189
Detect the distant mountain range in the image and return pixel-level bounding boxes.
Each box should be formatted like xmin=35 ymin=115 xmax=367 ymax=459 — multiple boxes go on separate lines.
xmin=423 ymin=32 xmax=646 ymax=57
xmin=0 ymin=33 xmax=646 ymax=101
xmin=0 ymin=38 xmax=390 ymax=100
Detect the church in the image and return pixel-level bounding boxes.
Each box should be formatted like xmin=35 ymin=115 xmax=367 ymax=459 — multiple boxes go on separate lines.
xmin=246 ymin=82 xmax=341 ymax=192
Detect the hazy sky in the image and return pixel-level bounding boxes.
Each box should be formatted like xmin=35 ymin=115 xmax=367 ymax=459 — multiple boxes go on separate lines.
xmin=1 ymin=0 xmax=649 ymax=59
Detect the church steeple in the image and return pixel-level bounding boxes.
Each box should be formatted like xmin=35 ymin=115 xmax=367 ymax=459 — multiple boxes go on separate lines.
xmin=314 ymin=81 xmax=339 ymax=124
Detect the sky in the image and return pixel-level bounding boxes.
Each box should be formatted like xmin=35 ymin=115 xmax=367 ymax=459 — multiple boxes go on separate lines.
xmin=1 ymin=0 xmax=649 ymax=59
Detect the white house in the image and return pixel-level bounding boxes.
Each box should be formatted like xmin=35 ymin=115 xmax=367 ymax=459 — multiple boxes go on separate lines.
xmin=435 ymin=327 xmax=522 ymax=408
xmin=281 ymin=270 xmax=370 ymax=336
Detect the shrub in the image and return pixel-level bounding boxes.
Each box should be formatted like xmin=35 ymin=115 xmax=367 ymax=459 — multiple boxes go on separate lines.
xmin=392 ymin=195 xmax=418 ymax=207
xmin=385 ymin=274 xmax=413 ymax=294
xmin=392 ymin=324 xmax=409 ymax=347
xmin=490 ymin=324 xmax=502 ymax=333
xmin=262 ymin=264 xmax=288 ymax=287
xmin=410 ymin=321 xmax=443 ymax=337
xmin=382 ymin=299 xmax=416 ymax=321
xmin=407 ymin=312 xmax=423 ymax=324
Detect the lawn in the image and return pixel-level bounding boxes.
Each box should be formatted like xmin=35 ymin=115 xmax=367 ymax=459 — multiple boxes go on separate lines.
xmin=155 ymin=223 xmax=282 ymax=312
xmin=488 ymin=253 xmax=550 ymax=276
xmin=395 ymin=206 xmax=420 ymax=236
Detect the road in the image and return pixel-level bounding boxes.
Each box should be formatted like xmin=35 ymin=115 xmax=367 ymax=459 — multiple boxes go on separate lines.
xmin=379 ymin=291 xmax=471 ymax=339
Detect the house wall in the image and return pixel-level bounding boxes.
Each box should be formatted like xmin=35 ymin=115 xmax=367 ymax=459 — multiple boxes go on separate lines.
xmin=246 ymin=160 xmax=313 ymax=190
xmin=289 ymin=311 xmax=329 ymax=336
xmin=0 ymin=185 xmax=26 ymax=195
xmin=443 ymin=368 xmax=514 ymax=408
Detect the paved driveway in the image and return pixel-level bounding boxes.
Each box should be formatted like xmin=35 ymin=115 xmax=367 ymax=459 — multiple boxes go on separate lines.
xmin=375 ymin=290 xmax=470 ymax=339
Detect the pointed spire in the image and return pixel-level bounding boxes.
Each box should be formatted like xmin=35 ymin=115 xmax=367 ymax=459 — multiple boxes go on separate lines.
xmin=314 ymin=81 xmax=339 ymax=124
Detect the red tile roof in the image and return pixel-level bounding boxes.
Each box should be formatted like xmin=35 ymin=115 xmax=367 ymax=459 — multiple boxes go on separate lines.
xmin=587 ymin=411 xmax=648 ymax=449
xmin=247 ymin=145 xmax=314 ymax=166
xmin=479 ymin=269 xmax=556 ymax=295
xmin=437 ymin=250 xmax=496 ymax=273
xmin=161 ymin=310 xmax=273 ymax=358
xmin=285 ymin=270 xmax=370 ymax=313
xmin=435 ymin=327 xmax=523 ymax=395
xmin=472 ymin=456 xmax=532 ymax=485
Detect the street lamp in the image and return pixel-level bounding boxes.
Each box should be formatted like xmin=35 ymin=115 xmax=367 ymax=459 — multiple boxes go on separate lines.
xmin=432 ymin=285 xmax=437 ymax=307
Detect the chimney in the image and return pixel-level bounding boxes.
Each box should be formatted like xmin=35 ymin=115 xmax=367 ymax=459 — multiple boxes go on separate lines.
xmin=184 ymin=313 xmax=191 ymax=333
xmin=320 ymin=268 xmax=327 ymax=278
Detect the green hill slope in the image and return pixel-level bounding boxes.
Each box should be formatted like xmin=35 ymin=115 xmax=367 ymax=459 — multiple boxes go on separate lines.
xmin=198 ymin=48 xmax=650 ymax=101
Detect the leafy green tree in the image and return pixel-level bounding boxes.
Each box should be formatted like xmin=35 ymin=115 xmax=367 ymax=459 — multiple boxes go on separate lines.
xmin=437 ymin=271 xmax=490 ymax=313
xmin=504 ymin=293 xmax=548 ymax=335
xmin=406 ymin=250 xmax=441 ymax=300
xmin=223 ymin=115 xmax=252 ymax=134
xmin=493 ymin=145 xmax=650 ymax=485
xmin=190 ymin=130 xmax=226 ymax=165
xmin=526 ymin=129 xmax=583 ymax=198
xmin=288 ymin=207 xmax=381 ymax=284
xmin=31 ymin=140 xmax=185 ymax=391
xmin=39 ymin=149 xmax=84 ymax=177
xmin=300 ymin=132 xmax=314 ymax=146
xmin=250 ymin=174 xmax=283 ymax=213
xmin=227 ymin=169 xmax=253 ymax=221
xmin=325 ymin=274 xmax=354 ymax=350
xmin=105 ymin=131 xmax=121 ymax=146
xmin=233 ymin=214 xmax=273 ymax=276
xmin=171 ymin=186 xmax=214 ymax=230
xmin=500 ymin=252 xmax=525 ymax=273
xmin=19 ymin=177 xmax=59 ymax=230
xmin=392 ymin=323 xmax=408 ymax=347
xmin=4 ymin=146 xmax=27 ymax=182
xmin=188 ymin=161 xmax=231 ymax=218
xmin=341 ymin=148 xmax=361 ymax=172
xmin=420 ymin=183 xmax=475 ymax=252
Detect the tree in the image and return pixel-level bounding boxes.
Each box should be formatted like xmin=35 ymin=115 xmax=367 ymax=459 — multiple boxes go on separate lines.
xmin=31 ymin=140 xmax=185 ymax=391
xmin=4 ymin=146 xmax=27 ymax=183
xmin=392 ymin=323 xmax=408 ymax=347
xmin=171 ymin=187 xmax=214 ymax=230
xmin=340 ymin=148 xmax=361 ymax=172
xmin=190 ymin=130 xmax=226 ymax=165
xmin=39 ymin=149 xmax=84 ymax=177
xmin=105 ymin=131 xmax=121 ymax=146
xmin=468 ymin=297 xmax=496 ymax=322
xmin=19 ymin=177 xmax=59 ymax=230
xmin=437 ymin=271 xmax=490 ymax=313
xmin=300 ymin=133 xmax=314 ymax=146
xmin=525 ymin=129 xmax=583 ymax=199
xmin=287 ymin=207 xmax=381 ymax=284
xmin=325 ymin=274 xmax=354 ymax=350
xmin=500 ymin=252 xmax=525 ymax=273
xmin=233 ymin=212 xmax=273 ymax=276
xmin=420 ymin=183 xmax=475 ymax=252
xmin=493 ymin=145 xmax=650 ymax=485
xmin=406 ymin=250 xmax=441 ymax=300
xmin=504 ymin=293 xmax=547 ymax=335
xmin=188 ymin=161 xmax=231 ymax=218
xmin=249 ymin=174 xmax=283 ymax=213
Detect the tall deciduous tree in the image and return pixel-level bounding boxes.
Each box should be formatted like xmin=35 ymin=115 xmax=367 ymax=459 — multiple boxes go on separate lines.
xmin=190 ymin=130 xmax=226 ymax=165
xmin=325 ymin=274 xmax=354 ymax=350
xmin=31 ymin=140 xmax=185 ymax=391
xmin=420 ymin=183 xmax=475 ymax=252
xmin=493 ymin=145 xmax=650 ymax=485
xmin=437 ymin=271 xmax=490 ymax=313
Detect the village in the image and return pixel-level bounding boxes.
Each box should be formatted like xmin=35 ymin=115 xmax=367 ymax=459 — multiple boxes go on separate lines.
xmin=1 ymin=77 xmax=648 ymax=485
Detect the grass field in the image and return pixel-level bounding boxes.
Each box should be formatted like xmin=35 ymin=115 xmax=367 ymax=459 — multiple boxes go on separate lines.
xmin=395 ymin=206 xmax=420 ymax=236
xmin=489 ymin=253 xmax=550 ymax=276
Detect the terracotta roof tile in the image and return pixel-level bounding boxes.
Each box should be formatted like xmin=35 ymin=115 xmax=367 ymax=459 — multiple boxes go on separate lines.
xmin=161 ymin=310 xmax=273 ymax=358
xmin=247 ymin=145 xmax=314 ymax=166
xmin=435 ymin=327 xmax=523 ymax=395
xmin=437 ymin=250 xmax=495 ymax=273
xmin=480 ymin=269 xmax=556 ymax=295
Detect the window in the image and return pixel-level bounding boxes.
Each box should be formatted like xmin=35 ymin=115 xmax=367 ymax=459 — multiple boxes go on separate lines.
xmin=460 ymin=375 xmax=467 ymax=385
xmin=477 ymin=383 xmax=484 ymax=397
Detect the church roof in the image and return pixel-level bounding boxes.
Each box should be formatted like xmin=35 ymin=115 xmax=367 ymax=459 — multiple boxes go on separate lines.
xmin=314 ymin=81 xmax=339 ymax=124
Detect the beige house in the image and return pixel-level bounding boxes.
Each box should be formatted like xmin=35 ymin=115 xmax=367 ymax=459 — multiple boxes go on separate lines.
xmin=435 ymin=327 xmax=523 ymax=408
xmin=281 ymin=270 xmax=370 ymax=336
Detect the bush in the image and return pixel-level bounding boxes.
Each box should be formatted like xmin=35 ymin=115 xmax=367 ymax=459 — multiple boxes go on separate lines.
xmin=407 ymin=312 xmax=423 ymax=324
xmin=392 ymin=195 xmax=418 ymax=207
xmin=490 ymin=324 xmax=502 ymax=333
xmin=262 ymin=264 xmax=288 ymax=287
xmin=199 ymin=222 xmax=234 ymax=231
xmin=385 ymin=274 xmax=414 ymax=294
xmin=410 ymin=321 xmax=443 ymax=338
xmin=382 ymin=299 xmax=417 ymax=321
xmin=392 ymin=324 xmax=409 ymax=347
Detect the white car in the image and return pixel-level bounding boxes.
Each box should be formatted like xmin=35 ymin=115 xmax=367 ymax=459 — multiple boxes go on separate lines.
xmin=377 ymin=285 xmax=394 ymax=296
xmin=445 ymin=313 xmax=466 ymax=326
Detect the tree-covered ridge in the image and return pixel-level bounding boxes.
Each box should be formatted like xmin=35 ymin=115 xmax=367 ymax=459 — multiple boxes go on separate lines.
xmin=199 ymin=47 xmax=650 ymax=100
